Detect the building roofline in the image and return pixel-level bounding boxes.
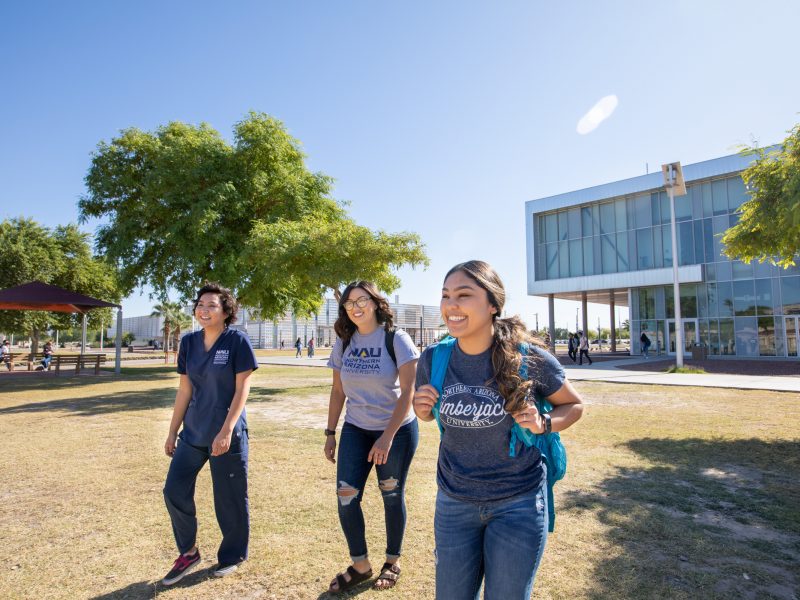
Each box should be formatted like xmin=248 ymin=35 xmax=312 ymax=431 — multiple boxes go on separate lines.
xmin=525 ymin=146 xmax=778 ymax=214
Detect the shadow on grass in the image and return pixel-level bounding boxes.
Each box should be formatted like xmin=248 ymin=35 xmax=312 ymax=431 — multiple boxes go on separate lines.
xmin=90 ymin=566 xmax=215 ymax=599
xmin=315 ymin=575 xmax=377 ymax=599
xmin=0 ymin=381 xmax=318 ymax=417
xmin=0 ymin=365 xmax=177 ymax=391
xmin=561 ymin=437 xmax=800 ymax=600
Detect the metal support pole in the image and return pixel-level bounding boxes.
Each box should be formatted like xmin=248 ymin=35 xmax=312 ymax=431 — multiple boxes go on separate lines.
xmin=81 ymin=313 xmax=87 ymax=355
xmin=609 ymin=291 xmax=616 ymax=353
xmin=115 ymin=307 xmax=122 ymax=374
xmin=581 ymin=293 xmax=589 ymax=338
xmin=669 ymin=185 xmax=684 ymax=367
xmin=548 ymin=294 xmax=556 ymax=354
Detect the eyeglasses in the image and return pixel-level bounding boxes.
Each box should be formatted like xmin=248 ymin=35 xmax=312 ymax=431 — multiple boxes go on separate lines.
xmin=343 ymin=296 xmax=371 ymax=311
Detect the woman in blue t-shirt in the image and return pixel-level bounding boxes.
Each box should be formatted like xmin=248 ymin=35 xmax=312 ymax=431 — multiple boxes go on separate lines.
xmin=413 ymin=260 xmax=584 ymax=600
xmin=324 ymin=280 xmax=420 ymax=593
xmin=160 ymin=282 xmax=259 ymax=586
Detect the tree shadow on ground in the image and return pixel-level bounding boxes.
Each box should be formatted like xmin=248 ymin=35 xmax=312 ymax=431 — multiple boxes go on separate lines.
xmin=561 ymin=437 xmax=800 ymax=600
xmin=90 ymin=565 xmax=215 ymax=599
xmin=0 ymin=383 xmax=308 ymax=417
xmin=0 ymin=366 xmax=177 ymax=392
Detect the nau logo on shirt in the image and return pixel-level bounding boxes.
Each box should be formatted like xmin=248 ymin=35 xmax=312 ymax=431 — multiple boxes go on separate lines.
xmin=439 ymin=384 xmax=507 ymax=429
xmin=348 ymin=347 xmax=382 ymax=358
xmin=342 ymin=346 xmax=382 ymax=372
xmin=213 ymin=349 xmax=230 ymax=365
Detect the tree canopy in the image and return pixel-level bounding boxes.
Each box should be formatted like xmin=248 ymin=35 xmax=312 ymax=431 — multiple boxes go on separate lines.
xmin=0 ymin=218 xmax=121 ymax=349
xmin=79 ymin=112 xmax=429 ymax=318
xmin=722 ymin=124 xmax=800 ymax=268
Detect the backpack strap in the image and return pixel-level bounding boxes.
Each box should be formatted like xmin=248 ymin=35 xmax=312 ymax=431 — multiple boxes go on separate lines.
xmin=384 ymin=327 xmax=397 ymax=366
xmin=430 ymin=336 xmax=456 ymax=435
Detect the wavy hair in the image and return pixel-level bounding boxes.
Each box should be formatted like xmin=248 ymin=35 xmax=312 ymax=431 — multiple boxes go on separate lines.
xmin=193 ymin=282 xmax=239 ymax=326
xmin=334 ymin=281 xmax=394 ymax=350
xmin=444 ymin=260 xmax=546 ymax=414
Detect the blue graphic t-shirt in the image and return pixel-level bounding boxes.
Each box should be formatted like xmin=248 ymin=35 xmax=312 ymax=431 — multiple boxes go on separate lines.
xmin=328 ymin=327 xmax=419 ymax=431
xmin=177 ymin=328 xmax=259 ymax=446
xmin=416 ymin=340 xmax=565 ymax=503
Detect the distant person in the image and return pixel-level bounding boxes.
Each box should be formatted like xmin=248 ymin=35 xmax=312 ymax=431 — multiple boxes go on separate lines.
xmin=40 ymin=340 xmax=54 ymax=370
xmin=1 ymin=340 xmax=10 ymax=371
xmin=567 ymin=333 xmax=577 ymax=363
xmin=640 ymin=332 xmax=651 ymax=359
xmin=307 ymin=337 xmax=315 ymax=358
xmin=579 ymin=331 xmax=592 ymax=365
xmin=280 ymin=340 xmax=285 ymax=350
xmin=295 ymin=337 xmax=302 ymax=358
xmin=161 ymin=282 xmax=258 ymax=585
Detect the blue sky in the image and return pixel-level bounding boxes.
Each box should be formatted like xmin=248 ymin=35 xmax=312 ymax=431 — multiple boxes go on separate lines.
xmin=1 ymin=1 xmax=798 ymax=331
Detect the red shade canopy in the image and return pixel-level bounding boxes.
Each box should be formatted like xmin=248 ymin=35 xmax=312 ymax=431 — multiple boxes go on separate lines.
xmin=0 ymin=281 xmax=120 ymax=314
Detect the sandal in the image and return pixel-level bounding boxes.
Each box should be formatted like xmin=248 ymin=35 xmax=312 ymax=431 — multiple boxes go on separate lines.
xmin=373 ymin=562 xmax=401 ymax=590
xmin=329 ymin=565 xmax=373 ymax=594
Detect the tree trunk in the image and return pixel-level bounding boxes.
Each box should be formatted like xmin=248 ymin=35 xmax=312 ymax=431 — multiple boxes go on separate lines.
xmin=30 ymin=327 xmax=40 ymax=356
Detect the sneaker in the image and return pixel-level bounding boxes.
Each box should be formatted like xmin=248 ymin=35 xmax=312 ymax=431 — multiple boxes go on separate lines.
xmin=162 ymin=550 xmax=201 ymax=585
xmin=213 ymin=561 xmax=242 ymax=578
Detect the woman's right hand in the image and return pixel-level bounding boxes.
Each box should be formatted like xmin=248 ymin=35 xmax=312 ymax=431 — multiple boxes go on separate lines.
xmin=164 ymin=432 xmax=178 ymax=457
xmin=413 ymin=384 xmax=439 ymax=421
xmin=324 ymin=435 xmax=337 ymax=464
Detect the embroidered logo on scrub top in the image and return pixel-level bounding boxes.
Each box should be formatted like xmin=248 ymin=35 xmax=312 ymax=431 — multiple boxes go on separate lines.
xmin=213 ymin=349 xmax=230 ymax=365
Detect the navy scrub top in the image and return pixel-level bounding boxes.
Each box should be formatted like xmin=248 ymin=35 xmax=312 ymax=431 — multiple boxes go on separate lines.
xmin=178 ymin=328 xmax=259 ymax=446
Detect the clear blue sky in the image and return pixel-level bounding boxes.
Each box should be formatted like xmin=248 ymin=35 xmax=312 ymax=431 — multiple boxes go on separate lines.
xmin=2 ymin=1 xmax=798 ymax=331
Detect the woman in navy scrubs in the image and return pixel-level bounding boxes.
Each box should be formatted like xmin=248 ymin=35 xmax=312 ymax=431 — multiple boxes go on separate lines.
xmin=161 ymin=282 xmax=259 ymax=585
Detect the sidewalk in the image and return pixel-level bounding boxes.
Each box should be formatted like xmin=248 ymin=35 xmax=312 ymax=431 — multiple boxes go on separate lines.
xmin=256 ymin=354 xmax=800 ymax=392
xmin=562 ymin=356 xmax=800 ymax=392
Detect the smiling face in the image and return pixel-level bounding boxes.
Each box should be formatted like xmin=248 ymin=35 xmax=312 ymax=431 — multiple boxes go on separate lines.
xmin=194 ymin=292 xmax=227 ymax=331
xmin=343 ymin=287 xmax=379 ymax=331
xmin=441 ymin=270 xmax=497 ymax=350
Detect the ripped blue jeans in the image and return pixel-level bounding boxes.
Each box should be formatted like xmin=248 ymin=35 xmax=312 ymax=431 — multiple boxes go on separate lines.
xmin=336 ymin=420 xmax=419 ymax=562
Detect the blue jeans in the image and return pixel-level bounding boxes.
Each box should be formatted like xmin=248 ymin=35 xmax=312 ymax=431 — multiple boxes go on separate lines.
xmin=434 ymin=484 xmax=549 ymax=600
xmin=163 ymin=429 xmax=249 ymax=565
xmin=336 ymin=420 xmax=419 ymax=561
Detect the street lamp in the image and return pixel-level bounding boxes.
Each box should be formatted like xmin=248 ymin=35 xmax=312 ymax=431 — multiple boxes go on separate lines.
xmin=662 ymin=161 xmax=687 ymax=367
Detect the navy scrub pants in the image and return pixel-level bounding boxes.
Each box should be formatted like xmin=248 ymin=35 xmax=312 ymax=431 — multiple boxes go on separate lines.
xmin=163 ymin=430 xmax=249 ymax=565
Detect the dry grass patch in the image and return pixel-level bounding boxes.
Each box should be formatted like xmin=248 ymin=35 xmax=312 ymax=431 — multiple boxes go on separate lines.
xmin=0 ymin=371 xmax=798 ymax=599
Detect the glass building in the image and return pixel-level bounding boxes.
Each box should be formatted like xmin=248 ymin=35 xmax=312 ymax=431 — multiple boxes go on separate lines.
xmin=525 ymin=152 xmax=800 ymax=360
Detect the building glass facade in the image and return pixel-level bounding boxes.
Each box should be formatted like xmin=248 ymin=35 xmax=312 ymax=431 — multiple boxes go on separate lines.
xmin=527 ymin=152 xmax=800 ymax=360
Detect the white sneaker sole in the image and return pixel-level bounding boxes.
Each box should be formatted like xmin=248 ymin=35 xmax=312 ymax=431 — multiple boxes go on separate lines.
xmin=214 ymin=564 xmax=239 ymax=577
xmin=161 ymin=559 xmax=200 ymax=586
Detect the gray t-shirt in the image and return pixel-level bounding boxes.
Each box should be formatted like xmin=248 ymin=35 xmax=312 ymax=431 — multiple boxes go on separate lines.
xmin=328 ymin=327 xmax=419 ymax=431
xmin=416 ymin=340 xmax=565 ymax=503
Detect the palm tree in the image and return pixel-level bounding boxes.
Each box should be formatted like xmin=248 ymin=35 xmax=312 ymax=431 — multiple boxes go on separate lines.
xmin=171 ymin=311 xmax=192 ymax=351
xmin=151 ymin=301 xmax=184 ymax=352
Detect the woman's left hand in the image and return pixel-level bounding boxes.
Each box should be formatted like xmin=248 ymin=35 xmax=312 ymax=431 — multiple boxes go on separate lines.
xmin=513 ymin=405 xmax=545 ymax=434
xmin=368 ymin=433 xmax=393 ymax=465
xmin=211 ymin=429 xmax=233 ymax=456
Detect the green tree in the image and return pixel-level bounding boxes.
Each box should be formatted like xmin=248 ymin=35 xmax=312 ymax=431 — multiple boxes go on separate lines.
xmin=722 ymin=124 xmax=800 ymax=267
xmin=79 ymin=112 xmax=429 ymax=318
xmin=0 ymin=218 xmax=121 ymax=353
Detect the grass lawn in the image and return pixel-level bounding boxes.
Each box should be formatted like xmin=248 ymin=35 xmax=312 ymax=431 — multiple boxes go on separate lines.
xmin=0 ymin=365 xmax=798 ymax=599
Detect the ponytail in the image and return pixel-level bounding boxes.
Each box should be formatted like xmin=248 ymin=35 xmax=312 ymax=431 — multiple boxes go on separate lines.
xmin=491 ymin=315 xmax=547 ymax=414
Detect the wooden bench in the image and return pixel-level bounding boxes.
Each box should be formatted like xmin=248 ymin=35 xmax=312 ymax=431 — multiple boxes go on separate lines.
xmin=54 ymin=354 xmax=108 ymax=375
xmin=2 ymin=352 xmax=39 ymax=371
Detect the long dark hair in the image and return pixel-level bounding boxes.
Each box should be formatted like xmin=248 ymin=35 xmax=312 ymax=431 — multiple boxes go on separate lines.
xmin=444 ymin=260 xmax=546 ymax=414
xmin=334 ymin=281 xmax=394 ymax=350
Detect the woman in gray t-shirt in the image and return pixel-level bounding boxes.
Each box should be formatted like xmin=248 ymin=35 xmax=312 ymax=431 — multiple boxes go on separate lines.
xmin=414 ymin=260 xmax=584 ymax=600
xmin=324 ymin=281 xmax=419 ymax=593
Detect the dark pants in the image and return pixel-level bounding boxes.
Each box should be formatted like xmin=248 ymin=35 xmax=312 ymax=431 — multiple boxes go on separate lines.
xmin=163 ymin=430 xmax=249 ymax=565
xmin=336 ymin=420 xmax=419 ymax=561
xmin=567 ymin=348 xmax=576 ymax=362
xmin=579 ymin=349 xmax=592 ymax=365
